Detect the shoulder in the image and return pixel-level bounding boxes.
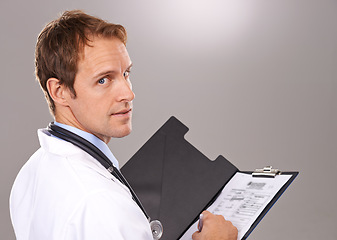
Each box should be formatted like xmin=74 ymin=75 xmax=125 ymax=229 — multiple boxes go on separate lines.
xmin=63 ymin=189 xmax=153 ymax=240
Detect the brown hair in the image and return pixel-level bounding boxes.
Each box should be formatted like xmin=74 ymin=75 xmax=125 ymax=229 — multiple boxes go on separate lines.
xmin=35 ymin=10 xmax=127 ymax=115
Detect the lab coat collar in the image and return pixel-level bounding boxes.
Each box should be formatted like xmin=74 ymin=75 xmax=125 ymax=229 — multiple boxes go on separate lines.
xmin=37 ymin=128 xmax=115 ymax=181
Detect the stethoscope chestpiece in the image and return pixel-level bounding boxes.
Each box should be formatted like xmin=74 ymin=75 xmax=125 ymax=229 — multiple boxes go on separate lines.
xmin=150 ymin=220 xmax=163 ymax=240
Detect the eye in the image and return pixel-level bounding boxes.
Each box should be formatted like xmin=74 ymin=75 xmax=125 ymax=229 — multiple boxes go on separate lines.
xmin=123 ymin=70 xmax=130 ymax=79
xmin=98 ymin=77 xmax=107 ymax=84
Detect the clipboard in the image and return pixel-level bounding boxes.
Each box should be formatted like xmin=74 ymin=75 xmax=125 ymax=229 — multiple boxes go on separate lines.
xmin=121 ymin=116 xmax=298 ymax=239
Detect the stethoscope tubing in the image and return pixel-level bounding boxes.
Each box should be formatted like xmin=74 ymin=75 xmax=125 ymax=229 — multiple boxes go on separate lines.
xmin=47 ymin=123 xmax=151 ymax=221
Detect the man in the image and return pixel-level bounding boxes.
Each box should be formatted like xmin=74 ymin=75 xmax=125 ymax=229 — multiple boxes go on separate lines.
xmin=10 ymin=10 xmax=238 ymax=240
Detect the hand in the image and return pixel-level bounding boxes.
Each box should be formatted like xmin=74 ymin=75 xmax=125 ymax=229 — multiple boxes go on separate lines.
xmin=192 ymin=211 xmax=238 ymax=240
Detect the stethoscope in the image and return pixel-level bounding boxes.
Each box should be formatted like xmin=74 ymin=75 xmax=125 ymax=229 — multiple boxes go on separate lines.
xmin=47 ymin=122 xmax=163 ymax=240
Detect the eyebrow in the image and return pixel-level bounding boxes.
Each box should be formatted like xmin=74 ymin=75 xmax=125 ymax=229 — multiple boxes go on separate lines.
xmin=126 ymin=63 xmax=133 ymax=71
xmin=93 ymin=63 xmax=133 ymax=79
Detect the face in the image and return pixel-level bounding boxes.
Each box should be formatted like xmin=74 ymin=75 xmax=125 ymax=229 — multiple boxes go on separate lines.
xmin=63 ymin=37 xmax=135 ymax=143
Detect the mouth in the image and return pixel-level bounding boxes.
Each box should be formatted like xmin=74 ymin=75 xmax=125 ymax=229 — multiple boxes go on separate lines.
xmin=112 ymin=108 xmax=132 ymax=116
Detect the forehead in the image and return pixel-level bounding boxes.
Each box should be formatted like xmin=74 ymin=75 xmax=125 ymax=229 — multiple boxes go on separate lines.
xmin=77 ymin=37 xmax=130 ymax=72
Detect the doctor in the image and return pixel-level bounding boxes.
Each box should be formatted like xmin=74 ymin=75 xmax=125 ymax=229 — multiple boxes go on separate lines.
xmin=10 ymin=10 xmax=238 ymax=240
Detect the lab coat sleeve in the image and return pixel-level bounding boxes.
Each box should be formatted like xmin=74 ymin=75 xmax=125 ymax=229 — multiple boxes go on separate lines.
xmin=63 ymin=189 xmax=152 ymax=240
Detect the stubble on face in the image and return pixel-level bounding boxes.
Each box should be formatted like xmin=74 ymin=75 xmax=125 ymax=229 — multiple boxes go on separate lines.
xmin=56 ymin=37 xmax=135 ymax=143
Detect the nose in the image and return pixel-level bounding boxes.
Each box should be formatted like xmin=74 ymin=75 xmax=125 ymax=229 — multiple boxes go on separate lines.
xmin=116 ymin=78 xmax=135 ymax=102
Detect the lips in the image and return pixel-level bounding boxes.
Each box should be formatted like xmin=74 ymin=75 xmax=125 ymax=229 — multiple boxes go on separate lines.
xmin=112 ymin=108 xmax=132 ymax=115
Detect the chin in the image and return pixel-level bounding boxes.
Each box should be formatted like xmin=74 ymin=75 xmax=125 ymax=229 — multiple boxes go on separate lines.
xmin=114 ymin=132 xmax=131 ymax=138
xmin=112 ymin=126 xmax=132 ymax=138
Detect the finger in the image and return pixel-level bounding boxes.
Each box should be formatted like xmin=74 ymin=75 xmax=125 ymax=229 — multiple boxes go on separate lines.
xmin=234 ymin=225 xmax=239 ymax=235
xmin=192 ymin=231 xmax=200 ymax=240
xmin=215 ymin=214 xmax=226 ymax=221
xmin=201 ymin=210 xmax=211 ymax=216
xmin=200 ymin=210 xmax=212 ymax=220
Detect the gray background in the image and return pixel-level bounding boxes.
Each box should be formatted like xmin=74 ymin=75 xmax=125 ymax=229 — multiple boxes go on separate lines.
xmin=0 ymin=0 xmax=336 ymax=239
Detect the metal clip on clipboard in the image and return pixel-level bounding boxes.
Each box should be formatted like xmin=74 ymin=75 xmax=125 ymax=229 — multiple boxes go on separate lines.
xmin=252 ymin=166 xmax=281 ymax=178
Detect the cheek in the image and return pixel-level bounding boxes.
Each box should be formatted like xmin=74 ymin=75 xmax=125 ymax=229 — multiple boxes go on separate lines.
xmin=70 ymin=97 xmax=98 ymax=118
xmin=71 ymin=88 xmax=114 ymax=118
xmin=78 ymin=94 xmax=102 ymax=109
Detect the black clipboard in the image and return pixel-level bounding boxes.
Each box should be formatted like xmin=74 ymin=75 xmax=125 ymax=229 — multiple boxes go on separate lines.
xmin=121 ymin=116 xmax=298 ymax=240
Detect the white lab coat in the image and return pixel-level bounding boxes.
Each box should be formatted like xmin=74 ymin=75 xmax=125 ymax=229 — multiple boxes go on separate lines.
xmin=10 ymin=129 xmax=153 ymax=240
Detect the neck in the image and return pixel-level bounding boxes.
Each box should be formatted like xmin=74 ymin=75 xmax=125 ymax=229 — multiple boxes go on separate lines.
xmin=54 ymin=111 xmax=111 ymax=144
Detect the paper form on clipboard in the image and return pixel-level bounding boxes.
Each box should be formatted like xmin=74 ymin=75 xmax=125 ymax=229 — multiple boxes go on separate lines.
xmin=180 ymin=172 xmax=292 ymax=240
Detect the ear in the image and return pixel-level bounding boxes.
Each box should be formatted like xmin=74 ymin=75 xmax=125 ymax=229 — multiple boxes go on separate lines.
xmin=46 ymin=78 xmax=70 ymax=107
